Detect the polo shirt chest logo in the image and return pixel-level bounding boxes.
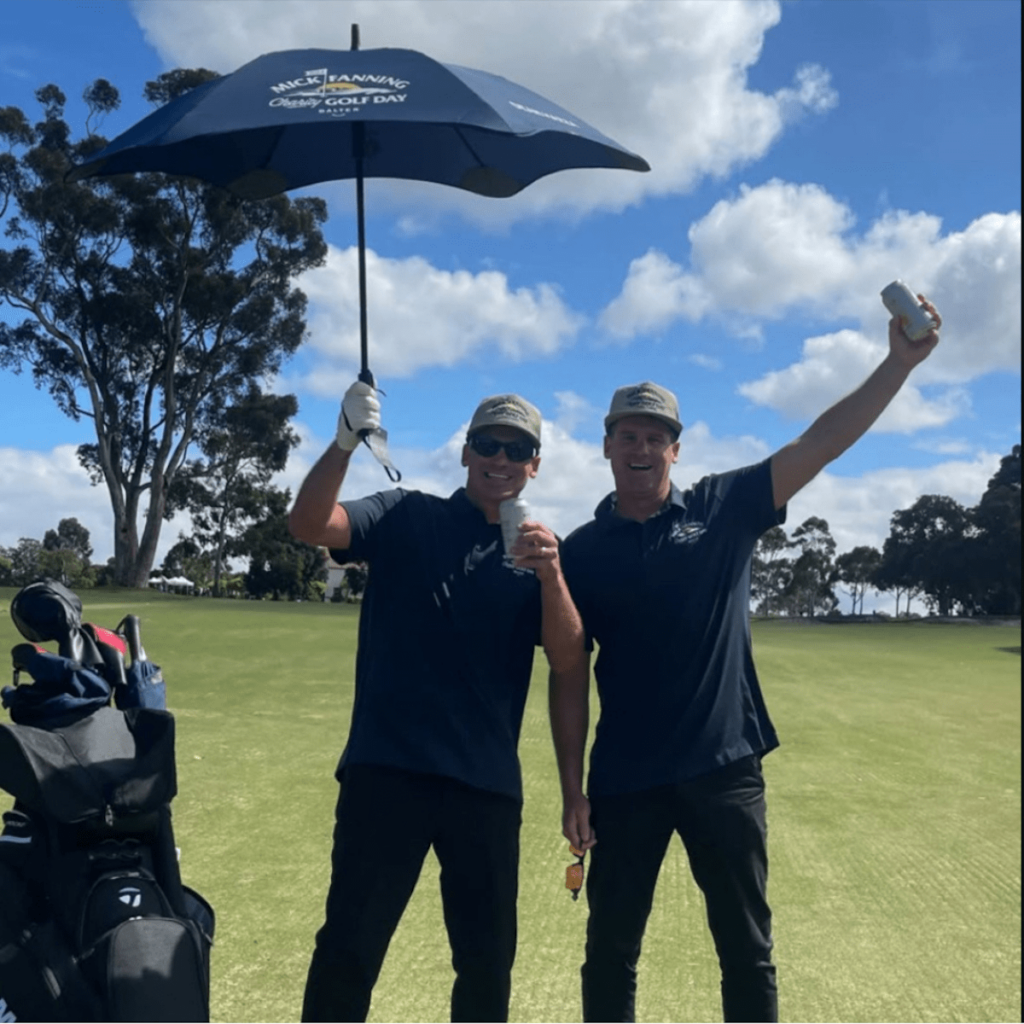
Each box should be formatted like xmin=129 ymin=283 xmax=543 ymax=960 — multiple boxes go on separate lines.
xmin=667 ymin=521 xmax=706 ymax=545
xmin=502 ymin=554 xmax=536 ymax=577
xmin=464 ymin=540 xmax=499 ymax=576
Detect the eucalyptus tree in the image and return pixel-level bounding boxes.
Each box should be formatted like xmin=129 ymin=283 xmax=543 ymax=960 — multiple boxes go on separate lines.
xmin=972 ymin=444 xmax=1021 ymax=614
xmin=0 ymin=72 xmax=327 ymax=586
xmin=167 ymin=388 xmax=300 ymax=596
xmin=751 ymin=525 xmax=792 ymax=616
xmin=784 ymin=516 xmax=838 ymax=617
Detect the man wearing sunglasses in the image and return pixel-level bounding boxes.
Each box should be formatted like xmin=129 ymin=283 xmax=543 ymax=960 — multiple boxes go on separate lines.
xmin=288 ymin=384 xmax=584 ymax=1023
xmin=554 ymin=300 xmax=941 ymax=1022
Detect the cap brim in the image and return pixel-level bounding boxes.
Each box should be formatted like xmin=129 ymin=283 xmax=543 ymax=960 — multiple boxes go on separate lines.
xmin=604 ymin=411 xmax=682 ymax=435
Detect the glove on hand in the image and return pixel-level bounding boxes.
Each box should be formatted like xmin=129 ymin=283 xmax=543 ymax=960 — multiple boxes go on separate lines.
xmin=336 ymin=381 xmax=381 ymax=451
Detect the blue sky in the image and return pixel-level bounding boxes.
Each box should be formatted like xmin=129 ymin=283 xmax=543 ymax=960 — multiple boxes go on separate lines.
xmin=1 ymin=0 xmax=1020 ymax=600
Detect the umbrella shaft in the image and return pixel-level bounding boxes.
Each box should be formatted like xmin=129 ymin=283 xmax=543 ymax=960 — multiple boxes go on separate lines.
xmin=356 ymin=165 xmax=372 ymax=386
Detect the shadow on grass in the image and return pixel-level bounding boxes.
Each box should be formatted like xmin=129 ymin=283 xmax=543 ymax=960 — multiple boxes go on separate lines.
xmin=995 ymin=646 xmax=1021 ymax=655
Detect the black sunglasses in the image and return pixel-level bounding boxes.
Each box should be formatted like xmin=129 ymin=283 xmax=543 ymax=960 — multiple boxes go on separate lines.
xmin=468 ymin=434 xmax=537 ymax=463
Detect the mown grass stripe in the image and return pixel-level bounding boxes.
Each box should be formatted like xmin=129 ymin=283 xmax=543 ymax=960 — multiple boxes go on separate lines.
xmin=0 ymin=591 xmax=1018 ymax=1023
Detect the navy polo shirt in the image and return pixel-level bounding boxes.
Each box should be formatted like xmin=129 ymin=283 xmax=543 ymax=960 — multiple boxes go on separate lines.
xmin=561 ymin=460 xmax=785 ymax=797
xmin=329 ymin=487 xmax=541 ymax=802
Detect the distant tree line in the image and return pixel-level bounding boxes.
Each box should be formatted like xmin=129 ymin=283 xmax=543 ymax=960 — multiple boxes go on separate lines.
xmin=0 ymin=517 xmax=97 ymax=590
xmin=752 ymin=445 xmax=1021 ymax=618
xmin=1 ymin=504 xmax=329 ymax=603
xmin=4 ymin=443 xmax=1017 ymax=613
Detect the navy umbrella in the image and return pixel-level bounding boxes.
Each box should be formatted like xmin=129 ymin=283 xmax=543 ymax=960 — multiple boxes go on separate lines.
xmin=68 ymin=26 xmax=650 ymax=475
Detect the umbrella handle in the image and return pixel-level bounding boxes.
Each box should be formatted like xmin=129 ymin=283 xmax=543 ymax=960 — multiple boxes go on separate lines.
xmin=354 ymin=369 xmax=401 ymax=483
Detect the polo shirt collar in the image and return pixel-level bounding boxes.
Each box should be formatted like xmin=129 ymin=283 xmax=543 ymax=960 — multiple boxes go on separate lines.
xmin=449 ymin=486 xmax=502 ymax=528
xmin=450 ymin=486 xmax=480 ymax=518
xmin=593 ymin=481 xmax=686 ymax=529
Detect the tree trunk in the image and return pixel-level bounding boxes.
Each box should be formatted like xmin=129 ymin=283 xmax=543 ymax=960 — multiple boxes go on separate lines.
xmin=213 ymin=508 xmax=228 ymax=598
xmin=132 ymin=478 xmax=168 ymax=588
xmin=111 ymin=486 xmax=139 ymax=587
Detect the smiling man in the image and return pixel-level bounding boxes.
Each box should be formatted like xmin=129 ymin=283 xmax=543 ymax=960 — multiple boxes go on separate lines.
xmin=288 ymin=385 xmax=584 ymax=1023
xmin=553 ymin=299 xmax=941 ymax=1023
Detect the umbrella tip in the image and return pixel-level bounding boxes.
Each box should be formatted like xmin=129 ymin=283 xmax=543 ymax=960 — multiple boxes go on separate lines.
xmin=351 ymin=23 xmax=360 ymax=50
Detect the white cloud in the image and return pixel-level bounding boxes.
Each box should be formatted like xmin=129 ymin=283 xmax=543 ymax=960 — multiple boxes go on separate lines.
xmin=737 ymin=329 xmax=972 ymax=432
xmin=674 ymin=420 xmax=773 ymax=485
xmin=287 ymin=414 xmax=998 ymax=558
xmin=775 ymin=62 xmax=839 ymax=117
xmin=787 ymin=451 xmax=1001 ymax=555
xmin=0 ymin=446 xmax=107 ymax=551
xmin=551 ymin=390 xmax=597 ymax=434
xmin=293 ymin=245 xmax=583 ymax=386
xmin=688 ymin=353 xmax=724 ymax=372
xmin=603 ymin=182 xmax=1020 ymax=371
xmin=0 ymin=445 xmax=194 ymax=566
xmin=131 ymin=0 xmax=836 ymax=222
xmin=601 ymin=180 xmax=1020 ymax=430
xmin=910 ymin=437 xmax=975 ymax=456
xmin=600 ymin=248 xmax=712 ymax=338
xmin=2 ymin=421 xmax=1001 ymax=577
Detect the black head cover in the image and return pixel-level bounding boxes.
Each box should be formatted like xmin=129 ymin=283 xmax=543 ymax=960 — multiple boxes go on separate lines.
xmin=10 ymin=579 xmax=84 ymax=648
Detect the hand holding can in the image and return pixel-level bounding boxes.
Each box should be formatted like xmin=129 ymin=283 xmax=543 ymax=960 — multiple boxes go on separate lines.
xmin=499 ymin=498 xmax=530 ymax=555
xmin=881 ymin=280 xmax=938 ymax=341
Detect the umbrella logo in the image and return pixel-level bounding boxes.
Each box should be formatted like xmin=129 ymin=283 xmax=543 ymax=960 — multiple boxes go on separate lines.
xmin=270 ymin=68 xmax=410 ymax=112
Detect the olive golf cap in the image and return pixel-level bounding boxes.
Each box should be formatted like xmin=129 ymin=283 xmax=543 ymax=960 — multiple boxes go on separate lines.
xmin=605 ymin=381 xmax=683 ymax=436
xmin=468 ymin=394 xmax=542 ymax=448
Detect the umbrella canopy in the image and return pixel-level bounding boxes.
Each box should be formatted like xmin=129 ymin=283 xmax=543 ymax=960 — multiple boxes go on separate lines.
xmin=67 ymin=31 xmax=650 ymax=479
xmin=68 ymin=44 xmax=649 ymax=200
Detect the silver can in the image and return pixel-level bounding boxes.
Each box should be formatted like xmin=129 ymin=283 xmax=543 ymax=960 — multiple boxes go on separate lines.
xmin=880 ymin=280 xmax=937 ymax=341
xmin=499 ymin=498 xmax=531 ymax=555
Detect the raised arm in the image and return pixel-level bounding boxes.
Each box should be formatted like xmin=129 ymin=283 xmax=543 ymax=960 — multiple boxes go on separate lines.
xmin=771 ymin=297 xmax=941 ymax=511
xmin=288 ymin=444 xmax=355 ymax=549
xmin=287 ymin=382 xmax=380 ymax=550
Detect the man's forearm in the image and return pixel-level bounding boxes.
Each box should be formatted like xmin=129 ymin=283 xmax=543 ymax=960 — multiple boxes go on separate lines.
xmin=549 ymin=664 xmax=589 ymax=799
xmin=801 ymin=352 xmax=913 ymax=464
xmin=539 ymin=570 xmax=586 ymax=676
xmin=772 ymin=352 xmax=914 ymax=509
xmin=772 ymin=303 xmax=941 ymax=510
xmin=288 ymin=444 xmax=352 ymax=545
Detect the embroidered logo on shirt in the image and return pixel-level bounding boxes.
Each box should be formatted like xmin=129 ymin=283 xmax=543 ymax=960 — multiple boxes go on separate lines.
xmin=668 ymin=521 xmax=706 ymax=545
xmin=501 ymin=553 xmax=536 ymax=576
xmin=464 ymin=540 xmax=499 ymax=575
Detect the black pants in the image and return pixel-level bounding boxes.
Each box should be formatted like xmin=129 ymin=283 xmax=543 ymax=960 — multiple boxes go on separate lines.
xmin=302 ymin=765 xmax=521 ymax=1023
xmin=581 ymin=756 xmax=777 ymax=1023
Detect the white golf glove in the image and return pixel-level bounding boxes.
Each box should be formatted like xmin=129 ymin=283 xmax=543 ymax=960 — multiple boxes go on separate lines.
xmin=335 ymin=381 xmax=381 ymax=451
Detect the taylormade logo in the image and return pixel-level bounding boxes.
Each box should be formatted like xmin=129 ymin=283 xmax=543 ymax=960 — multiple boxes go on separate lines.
xmin=119 ymin=886 xmax=143 ymax=908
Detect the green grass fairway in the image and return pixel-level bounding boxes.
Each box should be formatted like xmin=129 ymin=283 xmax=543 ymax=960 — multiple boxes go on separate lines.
xmin=1 ymin=590 xmax=1019 ymax=1023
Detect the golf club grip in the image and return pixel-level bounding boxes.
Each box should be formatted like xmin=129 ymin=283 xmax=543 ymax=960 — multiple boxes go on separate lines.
xmin=117 ymin=615 xmax=147 ymax=663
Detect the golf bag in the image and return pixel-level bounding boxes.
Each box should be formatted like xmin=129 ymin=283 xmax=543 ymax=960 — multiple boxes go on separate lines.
xmin=0 ymin=580 xmax=213 ymax=1022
